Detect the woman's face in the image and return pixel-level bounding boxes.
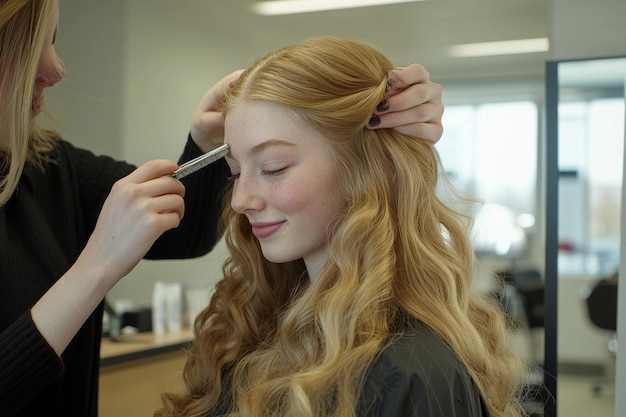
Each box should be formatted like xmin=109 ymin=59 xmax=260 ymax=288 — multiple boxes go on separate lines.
xmin=1 ymin=1 xmax=65 ymax=145
xmin=32 ymin=0 xmax=65 ymax=117
xmin=225 ymin=99 xmax=345 ymax=281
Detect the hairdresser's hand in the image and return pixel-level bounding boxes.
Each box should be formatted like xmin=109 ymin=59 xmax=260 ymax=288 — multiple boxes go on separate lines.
xmin=367 ymin=64 xmax=443 ymax=143
xmin=31 ymin=161 xmax=185 ymax=356
xmin=190 ymin=69 xmax=244 ymax=152
xmin=79 ymin=160 xmax=185 ymax=282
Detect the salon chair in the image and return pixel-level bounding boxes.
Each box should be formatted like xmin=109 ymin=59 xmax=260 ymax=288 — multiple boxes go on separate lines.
xmin=496 ymin=268 xmax=546 ymax=417
xmin=583 ymin=277 xmax=618 ymax=396
xmin=497 ymin=268 xmax=545 ymax=358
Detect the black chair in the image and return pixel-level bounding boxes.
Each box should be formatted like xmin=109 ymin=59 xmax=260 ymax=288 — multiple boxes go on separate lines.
xmin=583 ymin=277 xmax=618 ymax=396
xmin=497 ymin=269 xmax=545 ymax=351
xmin=496 ymin=268 xmax=546 ymax=416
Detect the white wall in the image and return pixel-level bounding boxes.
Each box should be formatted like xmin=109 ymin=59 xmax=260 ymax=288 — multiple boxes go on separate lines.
xmin=52 ymin=1 xmax=238 ymax=307
xmin=113 ymin=2 xmax=250 ymax=306
xmin=54 ymin=1 xmax=126 ymax=158
xmin=549 ymin=0 xmax=626 ymax=61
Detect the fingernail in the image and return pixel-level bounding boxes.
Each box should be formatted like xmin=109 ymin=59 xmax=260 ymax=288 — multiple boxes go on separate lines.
xmin=376 ymin=100 xmax=390 ymax=112
xmin=368 ymin=115 xmax=381 ymax=127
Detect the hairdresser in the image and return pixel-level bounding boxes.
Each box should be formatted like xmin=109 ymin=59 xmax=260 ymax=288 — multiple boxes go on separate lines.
xmin=0 ymin=1 xmax=443 ymax=416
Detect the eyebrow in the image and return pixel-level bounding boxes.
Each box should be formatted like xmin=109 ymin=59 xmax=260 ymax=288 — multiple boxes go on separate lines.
xmin=247 ymin=139 xmax=296 ymax=157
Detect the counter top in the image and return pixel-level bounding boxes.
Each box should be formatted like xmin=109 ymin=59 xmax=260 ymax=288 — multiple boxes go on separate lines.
xmin=100 ymin=329 xmax=194 ymax=367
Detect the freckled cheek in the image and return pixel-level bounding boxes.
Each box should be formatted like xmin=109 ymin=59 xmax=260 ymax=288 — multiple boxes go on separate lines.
xmin=270 ymin=184 xmax=311 ymax=213
xmin=272 ymin=177 xmax=342 ymax=230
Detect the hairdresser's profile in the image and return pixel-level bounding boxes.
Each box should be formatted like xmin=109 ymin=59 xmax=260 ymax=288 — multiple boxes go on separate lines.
xmin=0 ymin=2 xmax=445 ymax=416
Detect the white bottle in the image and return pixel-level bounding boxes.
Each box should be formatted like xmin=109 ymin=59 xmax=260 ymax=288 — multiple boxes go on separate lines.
xmin=166 ymin=283 xmax=182 ymax=333
xmin=152 ymin=281 xmax=166 ymax=335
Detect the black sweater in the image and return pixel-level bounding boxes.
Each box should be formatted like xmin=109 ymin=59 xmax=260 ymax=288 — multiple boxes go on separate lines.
xmin=0 ymin=138 xmax=229 ymax=417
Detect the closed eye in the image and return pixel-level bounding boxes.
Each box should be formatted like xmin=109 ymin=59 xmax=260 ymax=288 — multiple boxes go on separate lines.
xmin=227 ymin=166 xmax=288 ymax=182
xmin=262 ymin=166 xmax=288 ymax=176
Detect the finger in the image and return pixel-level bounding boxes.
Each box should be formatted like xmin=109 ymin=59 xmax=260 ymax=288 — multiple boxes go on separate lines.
xmin=127 ymin=195 xmax=184 ymax=240
xmin=139 ymin=174 xmax=186 ymax=199
xmin=377 ymin=82 xmax=443 ymax=115
xmin=373 ymin=102 xmax=443 ymax=128
xmin=158 ymin=210 xmax=184 ymax=231
xmin=196 ymin=69 xmax=244 ymax=113
xmin=386 ymin=64 xmax=431 ymax=95
xmin=123 ymin=160 xmax=180 ymax=184
xmin=147 ymin=193 xmax=185 ymax=220
xmin=193 ymin=111 xmax=225 ymax=138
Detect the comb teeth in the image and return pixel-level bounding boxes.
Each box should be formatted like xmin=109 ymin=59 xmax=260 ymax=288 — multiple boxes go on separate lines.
xmin=173 ymin=144 xmax=230 ymax=179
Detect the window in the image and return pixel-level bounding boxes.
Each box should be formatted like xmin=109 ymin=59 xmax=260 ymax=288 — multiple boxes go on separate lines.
xmin=437 ymin=101 xmax=539 ymax=257
xmin=558 ymin=97 xmax=624 ymax=274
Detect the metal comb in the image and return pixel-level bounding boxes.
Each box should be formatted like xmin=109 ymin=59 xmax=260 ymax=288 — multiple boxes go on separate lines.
xmin=173 ymin=144 xmax=229 ymax=180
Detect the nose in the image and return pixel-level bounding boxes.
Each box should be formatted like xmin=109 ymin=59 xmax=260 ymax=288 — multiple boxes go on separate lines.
xmin=230 ymin=175 xmax=265 ymax=214
xmin=36 ymin=52 xmax=65 ymax=88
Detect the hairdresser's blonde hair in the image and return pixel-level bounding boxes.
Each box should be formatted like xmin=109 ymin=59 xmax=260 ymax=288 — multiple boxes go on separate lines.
xmin=158 ymin=36 xmax=525 ymax=417
xmin=0 ymin=0 xmax=60 ymax=206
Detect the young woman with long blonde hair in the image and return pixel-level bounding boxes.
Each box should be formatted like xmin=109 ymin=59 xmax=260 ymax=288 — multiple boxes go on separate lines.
xmin=158 ymin=36 xmax=525 ymax=417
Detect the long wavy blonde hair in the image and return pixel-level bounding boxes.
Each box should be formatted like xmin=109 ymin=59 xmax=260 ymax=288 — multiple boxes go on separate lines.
xmin=0 ymin=0 xmax=60 ymax=206
xmin=157 ymin=36 xmax=525 ymax=417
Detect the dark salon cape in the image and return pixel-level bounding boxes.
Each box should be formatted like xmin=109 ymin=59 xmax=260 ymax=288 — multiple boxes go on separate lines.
xmin=208 ymin=319 xmax=491 ymax=417
xmin=358 ymin=319 xmax=491 ymax=417
xmin=0 ymin=137 xmax=229 ymax=417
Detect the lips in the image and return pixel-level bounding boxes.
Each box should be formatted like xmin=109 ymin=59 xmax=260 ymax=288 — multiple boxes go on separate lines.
xmin=250 ymin=221 xmax=284 ymax=239
xmin=31 ymin=94 xmax=43 ymax=116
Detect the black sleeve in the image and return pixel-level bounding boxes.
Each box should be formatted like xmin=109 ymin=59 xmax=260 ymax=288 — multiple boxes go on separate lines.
xmin=146 ymin=136 xmax=230 ymax=259
xmin=66 ymin=136 xmax=229 ymax=260
xmin=0 ymin=313 xmax=64 ymax=416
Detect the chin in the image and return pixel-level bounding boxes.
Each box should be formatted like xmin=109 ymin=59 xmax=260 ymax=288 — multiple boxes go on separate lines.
xmin=30 ymin=105 xmax=41 ymax=118
xmin=261 ymin=248 xmax=298 ymax=264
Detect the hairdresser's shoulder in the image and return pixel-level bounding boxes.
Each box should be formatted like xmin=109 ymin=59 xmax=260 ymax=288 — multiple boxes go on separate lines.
xmin=50 ymin=139 xmax=135 ymax=175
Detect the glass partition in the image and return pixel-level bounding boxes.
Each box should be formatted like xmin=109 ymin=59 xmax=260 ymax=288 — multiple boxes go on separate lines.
xmin=545 ymin=56 xmax=626 ymax=417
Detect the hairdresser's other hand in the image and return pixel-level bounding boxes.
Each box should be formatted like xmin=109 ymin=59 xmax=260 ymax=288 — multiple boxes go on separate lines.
xmin=190 ymin=69 xmax=244 ymax=152
xmin=78 ymin=160 xmax=185 ymax=282
xmin=367 ymin=64 xmax=443 ymax=143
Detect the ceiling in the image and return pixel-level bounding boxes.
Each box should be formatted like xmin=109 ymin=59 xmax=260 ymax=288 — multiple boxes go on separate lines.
xmin=190 ymin=0 xmax=549 ymax=82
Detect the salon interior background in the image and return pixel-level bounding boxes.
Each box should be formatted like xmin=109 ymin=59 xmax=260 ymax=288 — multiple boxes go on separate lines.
xmin=54 ymin=0 xmax=552 ymax=301
xmin=50 ymin=1 xmax=625 ymax=415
